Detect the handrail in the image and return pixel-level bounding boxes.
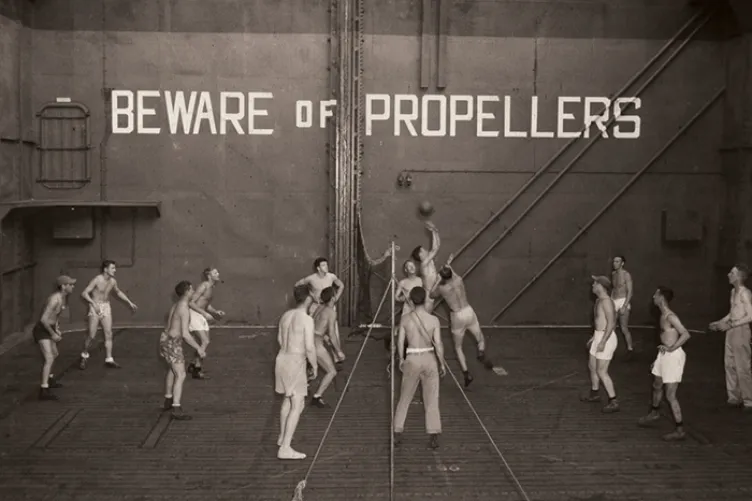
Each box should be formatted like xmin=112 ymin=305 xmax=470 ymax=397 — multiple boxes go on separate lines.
xmin=491 ymin=87 xmax=726 ymax=322
xmin=446 ymin=8 xmax=712 ymax=265
xmin=458 ymin=11 xmax=714 ymax=283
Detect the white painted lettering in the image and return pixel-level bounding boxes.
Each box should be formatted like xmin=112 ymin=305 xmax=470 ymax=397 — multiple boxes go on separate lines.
xmin=503 ymin=96 xmax=526 ymax=138
xmin=248 ymin=92 xmax=274 ymax=135
xmin=584 ymin=97 xmax=611 ymax=139
xmin=220 ymin=92 xmax=245 ymax=135
xmin=111 ymin=90 xmax=134 ymax=134
xmin=613 ymin=97 xmax=641 ymax=139
xmin=320 ymin=99 xmax=337 ymax=128
xmin=296 ymin=100 xmax=313 ymax=128
xmin=192 ymin=92 xmax=217 ymax=135
xmin=165 ymin=91 xmax=197 ymax=134
xmin=477 ymin=96 xmax=500 ymax=138
xmin=420 ymin=95 xmax=447 ymax=137
xmin=530 ymin=96 xmax=554 ymax=138
xmin=449 ymin=95 xmax=473 ymax=137
xmin=394 ymin=95 xmax=419 ymax=136
xmin=366 ymin=94 xmax=391 ymax=136
xmin=136 ymin=90 xmax=161 ymax=134
xmin=557 ymin=97 xmax=582 ymax=139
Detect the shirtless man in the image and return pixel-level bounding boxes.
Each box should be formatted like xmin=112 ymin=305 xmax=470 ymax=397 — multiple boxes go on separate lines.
xmin=386 ymin=260 xmax=425 ymax=363
xmin=309 ymin=286 xmax=339 ymax=408
xmin=637 ymin=286 xmax=691 ymax=440
xmin=611 ymin=255 xmax=635 ymax=359
xmin=187 ymin=267 xmax=225 ymax=379
xmin=275 ymin=284 xmax=318 ymax=460
xmin=295 ymin=258 xmax=345 ymax=362
xmin=34 ymin=275 xmax=76 ymax=401
xmin=79 ymin=260 xmax=138 ymax=369
xmin=159 ymin=280 xmax=206 ymax=421
xmin=429 ymin=257 xmax=493 ymax=388
xmin=410 ymin=221 xmax=441 ymax=313
xmin=581 ymin=275 xmax=620 ymax=413
xmin=393 ymin=287 xmax=446 ymax=450
xmin=709 ymin=264 xmax=752 ymax=411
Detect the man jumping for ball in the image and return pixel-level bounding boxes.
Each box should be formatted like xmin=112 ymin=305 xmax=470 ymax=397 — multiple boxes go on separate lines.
xmin=275 ymin=285 xmax=318 ymax=460
xmin=309 ymin=286 xmax=339 ymax=408
xmin=637 ymin=286 xmax=691 ymax=440
xmin=411 ymin=221 xmax=441 ymax=313
xmin=295 ymin=258 xmax=346 ymax=363
xmin=187 ymin=267 xmax=225 ymax=379
xmin=581 ymin=276 xmax=620 ymax=413
xmin=79 ymin=260 xmax=138 ymax=369
xmin=160 ymin=280 xmax=206 ymax=420
xmin=429 ymin=255 xmax=493 ymax=387
xmin=34 ymin=275 xmax=77 ymax=400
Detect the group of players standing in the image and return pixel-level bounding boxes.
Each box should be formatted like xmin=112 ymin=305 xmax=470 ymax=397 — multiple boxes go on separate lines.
xmin=587 ymin=257 xmax=752 ymax=442
xmin=27 ymin=225 xmax=752 ymax=458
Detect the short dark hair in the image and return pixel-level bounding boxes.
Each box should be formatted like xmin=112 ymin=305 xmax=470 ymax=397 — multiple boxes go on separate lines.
xmin=320 ymin=286 xmax=334 ymax=303
xmin=409 ymin=286 xmax=426 ymax=306
xmin=102 ymin=260 xmax=116 ymax=272
xmin=313 ymin=257 xmax=328 ymax=271
xmin=735 ymin=263 xmax=750 ymax=280
xmin=614 ymin=255 xmax=626 ymax=263
xmin=175 ymin=280 xmax=192 ymax=297
xmin=439 ymin=266 xmax=452 ymax=280
xmin=293 ymin=284 xmax=310 ymax=304
xmin=656 ymin=285 xmax=674 ymax=303
xmin=411 ymin=246 xmax=423 ymax=262
xmin=202 ymin=267 xmax=215 ymax=279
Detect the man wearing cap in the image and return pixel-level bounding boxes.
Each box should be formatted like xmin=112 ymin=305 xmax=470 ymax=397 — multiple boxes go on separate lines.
xmin=33 ymin=275 xmax=77 ymax=400
xmin=581 ymin=275 xmax=620 ymax=413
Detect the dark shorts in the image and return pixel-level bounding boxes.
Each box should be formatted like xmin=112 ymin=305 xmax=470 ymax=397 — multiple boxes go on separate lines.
xmin=33 ymin=322 xmax=52 ymax=343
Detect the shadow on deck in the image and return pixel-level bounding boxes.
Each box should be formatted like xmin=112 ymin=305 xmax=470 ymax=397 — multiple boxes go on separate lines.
xmin=0 ymin=327 xmax=750 ymax=501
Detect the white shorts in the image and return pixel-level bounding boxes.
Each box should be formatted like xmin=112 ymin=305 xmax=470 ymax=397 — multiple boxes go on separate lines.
xmin=189 ymin=310 xmax=210 ymax=332
xmin=589 ymin=330 xmax=618 ymax=360
xmin=88 ymin=301 xmax=112 ymax=319
xmin=651 ymin=347 xmax=686 ymax=384
xmin=613 ymin=297 xmax=630 ymax=313
xmin=450 ymin=306 xmax=481 ymax=337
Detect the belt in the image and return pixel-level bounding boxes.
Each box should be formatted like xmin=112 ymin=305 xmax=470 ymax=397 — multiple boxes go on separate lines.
xmin=406 ymin=347 xmax=434 ymax=354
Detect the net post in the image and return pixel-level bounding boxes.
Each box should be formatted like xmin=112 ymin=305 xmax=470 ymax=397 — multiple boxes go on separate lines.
xmin=389 ymin=239 xmax=396 ymax=501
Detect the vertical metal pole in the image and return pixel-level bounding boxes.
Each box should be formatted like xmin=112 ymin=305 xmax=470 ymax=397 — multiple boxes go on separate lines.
xmin=389 ymin=240 xmax=396 ymax=501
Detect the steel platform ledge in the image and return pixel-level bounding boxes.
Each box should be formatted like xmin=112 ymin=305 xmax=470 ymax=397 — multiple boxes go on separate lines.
xmin=0 ymin=199 xmax=162 ymax=222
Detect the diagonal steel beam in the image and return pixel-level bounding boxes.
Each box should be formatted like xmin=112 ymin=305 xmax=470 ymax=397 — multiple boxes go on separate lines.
xmin=491 ymin=88 xmax=726 ymax=323
xmin=425 ymin=7 xmax=714 ymax=317
xmin=456 ymin=10 xmax=713 ymax=283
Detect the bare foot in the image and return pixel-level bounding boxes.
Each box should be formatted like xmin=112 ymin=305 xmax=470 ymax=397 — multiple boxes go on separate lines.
xmin=277 ymin=446 xmax=306 ymax=460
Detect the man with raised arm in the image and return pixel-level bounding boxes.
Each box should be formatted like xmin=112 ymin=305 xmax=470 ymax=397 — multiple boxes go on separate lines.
xmin=429 ymin=254 xmax=493 ymax=388
xmin=411 ymin=221 xmax=441 ymax=313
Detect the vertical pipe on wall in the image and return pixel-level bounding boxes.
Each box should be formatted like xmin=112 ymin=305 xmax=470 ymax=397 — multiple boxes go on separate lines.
xmin=420 ymin=0 xmax=432 ymax=89
xmin=436 ymin=0 xmax=449 ymax=89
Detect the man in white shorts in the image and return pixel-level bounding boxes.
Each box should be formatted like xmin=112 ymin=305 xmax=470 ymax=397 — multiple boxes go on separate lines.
xmin=611 ymin=255 xmax=635 ymax=359
xmin=429 ymin=256 xmax=493 ymax=388
xmin=581 ymin=275 xmax=620 ymax=413
xmin=187 ymin=267 xmax=225 ymax=379
xmin=275 ymin=285 xmax=317 ymax=460
xmin=637 ymin=286 xmax=691 ymax=441
xmin=295 ymin=257 xmax=346 ymax=362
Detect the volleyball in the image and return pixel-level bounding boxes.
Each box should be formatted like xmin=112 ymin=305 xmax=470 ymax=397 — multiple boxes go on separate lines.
xmin=418 ymin=200 xmax=434 ymax=217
